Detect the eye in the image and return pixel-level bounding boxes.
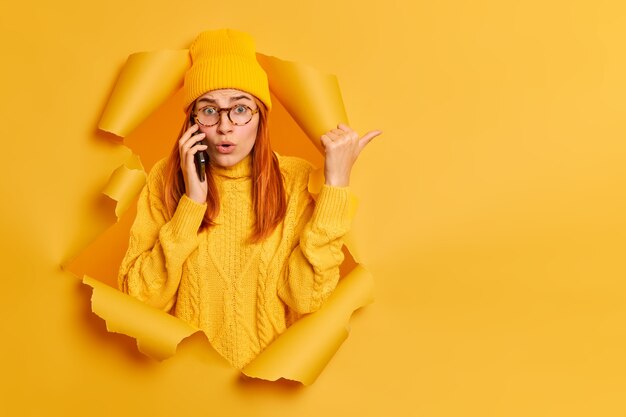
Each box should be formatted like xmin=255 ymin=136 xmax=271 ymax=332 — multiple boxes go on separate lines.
xmin=200 ymin=106 xmax=217 ymax=115
xmin=233 ymin=105 xmax=248 ymax=114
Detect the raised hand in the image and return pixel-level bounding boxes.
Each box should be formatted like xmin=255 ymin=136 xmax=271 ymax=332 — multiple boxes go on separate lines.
xmin=179 ymin=123 xmax=209 ymax=203
xmin=321 ymin=123 xmax=382 ymax=187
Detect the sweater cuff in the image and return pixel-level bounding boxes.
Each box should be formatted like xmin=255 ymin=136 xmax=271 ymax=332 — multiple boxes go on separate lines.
xmin=169 ymin=194 xmax=207 ymax=238
xmin=311 ymin=185 xmax=357 ymax=234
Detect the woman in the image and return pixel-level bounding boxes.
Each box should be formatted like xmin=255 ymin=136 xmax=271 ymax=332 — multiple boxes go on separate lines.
xmin=118 ymin=29 xmax=381 ymax=369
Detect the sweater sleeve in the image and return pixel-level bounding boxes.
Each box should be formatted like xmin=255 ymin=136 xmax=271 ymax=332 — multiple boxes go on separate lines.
xmin=117 ymin=161 xmax=207 ymax=312
xmin=279 ymin=184 xmax=357 ymax=314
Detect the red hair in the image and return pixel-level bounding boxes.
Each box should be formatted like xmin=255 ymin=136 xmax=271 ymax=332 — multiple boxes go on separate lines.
xmin=163 ymin=97 xmax=286 ymax=242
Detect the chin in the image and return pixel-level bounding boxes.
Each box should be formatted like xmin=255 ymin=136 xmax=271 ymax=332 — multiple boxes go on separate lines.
xmin=212 ymin=154 xmax=243 ymax=168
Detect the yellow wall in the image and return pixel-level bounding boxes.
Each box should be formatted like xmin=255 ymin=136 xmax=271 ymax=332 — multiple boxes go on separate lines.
xmin=1 ymin=0 xmax=625 ymax=415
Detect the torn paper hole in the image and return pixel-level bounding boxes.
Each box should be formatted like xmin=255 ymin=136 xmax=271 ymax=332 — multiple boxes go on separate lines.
xmin=68 ymin=47 xmax=374 ymax=385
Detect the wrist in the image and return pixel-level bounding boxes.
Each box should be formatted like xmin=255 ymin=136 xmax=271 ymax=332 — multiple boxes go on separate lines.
xmin=186 ymin=191 xmax=206 ymax=204
xmin=324 ymin=175 xmax=350 ymax=187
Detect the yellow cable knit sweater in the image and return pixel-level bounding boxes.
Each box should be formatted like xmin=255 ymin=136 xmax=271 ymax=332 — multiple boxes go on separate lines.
xmin=118 ymin=154 xmax=356 ymax=368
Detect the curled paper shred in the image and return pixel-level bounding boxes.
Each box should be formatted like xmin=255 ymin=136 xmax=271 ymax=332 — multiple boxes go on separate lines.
xmin=257 ymin=53 xmax=349 ymax=151
xmin=242 ymin=265 xmax=374 ymax=385
xmin=99 ymin=50 xmax=190 ymax=137
xmin=307 ymin=167 xmax=326 ymax=196
xmin=102 ymin=154 xmax=146 ymax=220
xmin=71 ymin=43 xmax=373 ymax=384
xmin=83 ymin=275 xmax=200 ymax=360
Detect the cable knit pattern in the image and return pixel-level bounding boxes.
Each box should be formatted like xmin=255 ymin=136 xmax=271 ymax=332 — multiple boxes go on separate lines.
xmin=118 ymin=153 xmax=356 ymax=369
xmin=255 ymin=240 xmax=274 ymax=349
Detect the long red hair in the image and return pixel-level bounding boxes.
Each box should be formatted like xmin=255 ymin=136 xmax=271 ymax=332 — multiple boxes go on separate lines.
xmin=163 ymin=97 xmax=286 ymax=242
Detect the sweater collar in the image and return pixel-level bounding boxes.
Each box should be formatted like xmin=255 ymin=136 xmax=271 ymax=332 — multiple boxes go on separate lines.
xmin=212 ymin=155 xmax=252 ymax=179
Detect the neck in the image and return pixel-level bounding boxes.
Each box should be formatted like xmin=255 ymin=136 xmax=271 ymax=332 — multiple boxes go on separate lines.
xmin=211 ymin=155 xmax=252 ymax=179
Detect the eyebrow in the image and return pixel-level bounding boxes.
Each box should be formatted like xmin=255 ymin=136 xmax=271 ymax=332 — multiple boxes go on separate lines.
xmin=197 ymin=95 xmax=252 ymax=104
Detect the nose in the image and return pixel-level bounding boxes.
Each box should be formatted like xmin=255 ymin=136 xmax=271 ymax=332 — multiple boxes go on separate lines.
xmin=216 ymin=110 xmax=234 ymax=134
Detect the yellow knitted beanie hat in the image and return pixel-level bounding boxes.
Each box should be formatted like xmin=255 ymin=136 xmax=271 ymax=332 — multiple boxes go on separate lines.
xmin=183 ymin=29 xmax=271 ymax=111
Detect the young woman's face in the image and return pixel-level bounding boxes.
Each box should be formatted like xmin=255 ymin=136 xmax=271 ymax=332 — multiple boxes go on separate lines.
xmin=193 ymin=89 xmax=260 ymax=168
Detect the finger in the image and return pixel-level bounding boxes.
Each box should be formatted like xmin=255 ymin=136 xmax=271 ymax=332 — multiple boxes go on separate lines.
xmin=180 ymin=138 xmax=206 ymax=167
xmin=334 ymin=125 xmax=361 ymax=141
xmin=179 ymin=124 xmax=200 ymax=145
xmin=320 ymin=134 xmax=333 ymax=149
xmin=189 ymin=143 xmax=208 ymax=154
xmin=180 ymin=134 xmax=205 ymax=163
xmin=183 ymin=146 xmax=205 ymax=173
xmin=325 ymin=131 xmax=342 ymax=141
xmin=181 ymin=133 xmax=206 ymax=154
xmin=179 ymin=131 xmax=202 ymax=159
xmin=182 ymin=146 xmax=207 ymax=173
xmin=337 ymin=123 xmax=353 ymax=133
xmin=330 ymin=129 xmax=357 ymax=142
xmin=331 ymin=128 xmax=352 ymax=138
xmin=358 ymin=130 xmax=382 ymax=151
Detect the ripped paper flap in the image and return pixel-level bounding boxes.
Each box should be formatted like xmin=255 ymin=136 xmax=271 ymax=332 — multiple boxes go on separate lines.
xmin=242 ymin=264 xmax=374 ymax=384
xmin=99 ymin=50 xmax=190 ymax=137
xmin=102 ymin=154 xmax=146 ymax=220
xmin=84 ymin=275 xmax=199 ymax=360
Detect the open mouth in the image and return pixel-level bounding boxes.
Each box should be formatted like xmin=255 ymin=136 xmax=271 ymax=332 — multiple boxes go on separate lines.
xmin=216 ymin=143 xmax=235 ymax=154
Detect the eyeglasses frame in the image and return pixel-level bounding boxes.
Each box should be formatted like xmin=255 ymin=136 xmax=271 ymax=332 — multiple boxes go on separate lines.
xmin=192 ymin=104 xmax=259 ymax=127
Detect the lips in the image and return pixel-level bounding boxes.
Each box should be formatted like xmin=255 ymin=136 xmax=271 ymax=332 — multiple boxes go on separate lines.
xmin=216 ymin=141 xmax=235 ymax=154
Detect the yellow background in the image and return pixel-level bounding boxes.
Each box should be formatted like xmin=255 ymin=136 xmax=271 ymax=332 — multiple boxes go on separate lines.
xmin=1 ymin=0 xmax=625 ymax=415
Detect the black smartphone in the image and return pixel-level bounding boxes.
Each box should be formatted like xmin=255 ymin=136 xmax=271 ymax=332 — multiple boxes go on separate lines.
xmin=190 ymin=115 xmax=209 ymax=182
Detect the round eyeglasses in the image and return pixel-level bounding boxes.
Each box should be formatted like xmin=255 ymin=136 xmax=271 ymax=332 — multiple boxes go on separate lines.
xmin=193 ymin=104 xmax=259 ymax=127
